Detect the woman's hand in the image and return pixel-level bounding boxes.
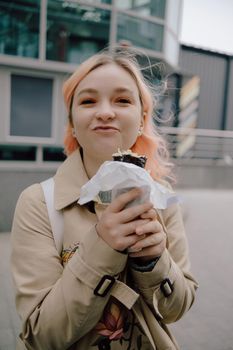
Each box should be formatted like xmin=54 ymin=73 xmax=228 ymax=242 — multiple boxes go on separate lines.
xmin=96 ymin=188 xmax=153 ymax=252
xmin=127 ymin=208 xmax=167 ymax=262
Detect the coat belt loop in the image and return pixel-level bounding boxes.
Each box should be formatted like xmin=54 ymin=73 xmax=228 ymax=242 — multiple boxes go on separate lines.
xmin=110 ymin=280 xmax=139 ymax=309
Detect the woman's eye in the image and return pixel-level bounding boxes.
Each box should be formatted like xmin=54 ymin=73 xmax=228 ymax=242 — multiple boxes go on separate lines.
xmin=80 ymin=99 xmax=95 ymax=105
xmin=117 ymin=98 xmax=131 ymax=104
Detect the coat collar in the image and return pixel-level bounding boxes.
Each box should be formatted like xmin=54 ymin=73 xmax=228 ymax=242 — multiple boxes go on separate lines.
xmin=54 ymin=149 xmax=89 ymax=210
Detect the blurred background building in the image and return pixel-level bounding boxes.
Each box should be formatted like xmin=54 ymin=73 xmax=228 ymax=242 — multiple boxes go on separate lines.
xmin=0 ymin=0 xmax=233 ymax=231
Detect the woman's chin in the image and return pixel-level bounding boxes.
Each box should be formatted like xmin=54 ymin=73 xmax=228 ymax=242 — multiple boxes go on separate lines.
xmin=95 ymin=148 xmax=118 ymax=162
xmin=96 ymin=143 xmax=121 ymax=158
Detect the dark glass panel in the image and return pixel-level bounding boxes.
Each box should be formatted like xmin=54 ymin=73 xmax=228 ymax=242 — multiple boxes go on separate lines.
xmin=0 ymin=0 xmax=40 ymax=58
xmin=47 ymin=1 xmax=110 ymax=63
xmin=10 ymin=74 xmax=53 ymax=138
xmin=0 ymin=144 xmax=36 ymax=161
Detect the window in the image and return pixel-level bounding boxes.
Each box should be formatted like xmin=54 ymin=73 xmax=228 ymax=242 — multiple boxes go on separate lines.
xmin=43 ymin=146 xmax=66 ymax=161
xmin=0 ymin=145 xmax=36 ymax=161
xmin=0 ymin=0 xmax=40 ymax=58
xmin=46 ymin=1 xmax=111 ymax=63
xmin=116 ymin=0 xmax=166 ymax=19
xmin=117 ymin=13 xmax=163 ymax=51
xmin=10 ymin=74 xmax=53 ymax=138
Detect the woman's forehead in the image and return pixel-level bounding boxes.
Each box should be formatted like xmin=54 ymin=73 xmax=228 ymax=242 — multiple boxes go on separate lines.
xmin=76 ymin=63 xmax=140 ymax=93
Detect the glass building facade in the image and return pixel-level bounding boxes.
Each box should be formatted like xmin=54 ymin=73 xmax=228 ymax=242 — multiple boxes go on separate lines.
xmin=0 ymin=0 xmax=182 ymax=162
xmin=0 ymin=0 xmax=181 ymax=63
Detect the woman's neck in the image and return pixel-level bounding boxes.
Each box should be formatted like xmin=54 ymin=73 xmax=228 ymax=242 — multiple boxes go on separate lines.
xmin=82 ymin=153 xmax=108 ymax=179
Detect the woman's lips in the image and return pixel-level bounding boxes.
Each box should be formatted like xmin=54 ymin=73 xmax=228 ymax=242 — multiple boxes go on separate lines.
xmin=93 ymin=126 xmax=119 ymax=133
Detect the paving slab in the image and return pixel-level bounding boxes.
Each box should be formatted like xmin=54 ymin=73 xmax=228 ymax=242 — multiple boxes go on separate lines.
xmin=171 ymin=189 xmax=233 ymax=350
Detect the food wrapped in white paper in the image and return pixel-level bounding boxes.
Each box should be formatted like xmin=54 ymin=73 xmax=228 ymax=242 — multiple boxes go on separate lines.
xmin=78 ymin=161 xmax=180 ymax=209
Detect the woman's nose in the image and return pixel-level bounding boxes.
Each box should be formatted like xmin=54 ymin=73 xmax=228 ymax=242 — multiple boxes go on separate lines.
xmin=95 ymin=102 xmax=115 ymax=120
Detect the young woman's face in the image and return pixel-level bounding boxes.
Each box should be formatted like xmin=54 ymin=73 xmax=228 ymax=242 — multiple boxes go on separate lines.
xmin=71 ymin=63 xmax=143 ymax=161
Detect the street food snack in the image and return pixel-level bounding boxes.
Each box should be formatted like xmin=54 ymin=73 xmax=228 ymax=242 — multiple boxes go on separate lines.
xmin=112 ymin=149 xmax=147 ymax=168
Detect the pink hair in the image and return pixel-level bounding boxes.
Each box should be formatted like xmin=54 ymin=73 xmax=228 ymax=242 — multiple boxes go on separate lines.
xmin=63 ymin=51 xmax=174 ymax=182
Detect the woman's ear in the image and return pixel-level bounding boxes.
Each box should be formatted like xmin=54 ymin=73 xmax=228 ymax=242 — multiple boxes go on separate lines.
xmin=141 ymin=113 xmax=146 ymax=128
xmin=138 ymin=116 xmax=145 ymax=137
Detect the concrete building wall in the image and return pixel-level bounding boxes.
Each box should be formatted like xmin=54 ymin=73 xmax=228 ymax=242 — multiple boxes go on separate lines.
xmin=174 ymin=162 xmax=233 ymax=190
xmin=0 ymin=169 xmax=56 ymax=232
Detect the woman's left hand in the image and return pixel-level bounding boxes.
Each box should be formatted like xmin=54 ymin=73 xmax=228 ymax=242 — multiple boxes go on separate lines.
xmin=127 ymin=208 xmax=167 ymax=262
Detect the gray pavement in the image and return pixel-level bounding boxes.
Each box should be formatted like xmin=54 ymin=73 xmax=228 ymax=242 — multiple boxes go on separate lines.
xmin=1 ymin=189 xmax=233 ymax=349
xmin=171 ymin=189 xmax=233 ymax=350
xmin=0 ymin=232 xmax=20 ymax=350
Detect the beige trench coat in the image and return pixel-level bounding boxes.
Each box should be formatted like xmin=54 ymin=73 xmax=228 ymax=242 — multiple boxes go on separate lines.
xmin=11 ymin=150 xmax=198 ymax=350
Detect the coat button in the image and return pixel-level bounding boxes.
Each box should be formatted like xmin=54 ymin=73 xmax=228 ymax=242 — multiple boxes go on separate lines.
xmin=98 ymin=338 xmax=111 ymax=350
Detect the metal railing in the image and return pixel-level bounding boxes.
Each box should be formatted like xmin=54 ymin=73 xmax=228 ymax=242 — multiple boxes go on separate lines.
xmin=159 ymin=127 xmax=233 ymax=165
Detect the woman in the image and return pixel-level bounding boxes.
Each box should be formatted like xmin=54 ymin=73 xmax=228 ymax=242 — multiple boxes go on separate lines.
xmin=11 ymin=50 xmax=198 ymax=350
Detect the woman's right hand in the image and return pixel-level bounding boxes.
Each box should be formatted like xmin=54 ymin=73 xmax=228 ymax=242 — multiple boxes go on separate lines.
xmin=95 ymin=188 xmax=153 ymax=252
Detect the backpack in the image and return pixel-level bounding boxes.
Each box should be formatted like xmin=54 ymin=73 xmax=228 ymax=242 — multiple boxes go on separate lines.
xmin=41 ymin=178 xmax=64 ymax=255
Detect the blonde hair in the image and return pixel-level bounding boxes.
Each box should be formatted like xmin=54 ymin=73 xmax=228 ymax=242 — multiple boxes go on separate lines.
xmin=63 ymin=49 xmax=174 ymax=182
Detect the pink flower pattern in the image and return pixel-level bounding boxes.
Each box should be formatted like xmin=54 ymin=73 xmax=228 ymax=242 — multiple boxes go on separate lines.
xmin=95 ymin=298 xmax=127 ymax=341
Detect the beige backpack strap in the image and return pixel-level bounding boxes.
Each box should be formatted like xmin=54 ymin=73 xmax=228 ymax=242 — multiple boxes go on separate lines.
xmin=41 ymin=177 xmax=64 ymax=255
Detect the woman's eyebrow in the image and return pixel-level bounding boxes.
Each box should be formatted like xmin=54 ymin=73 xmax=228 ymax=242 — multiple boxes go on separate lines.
xmin=114 ymin=87 xmax=134 ymax=95
xmin=77 ymin=88 xmax=98 ymax=97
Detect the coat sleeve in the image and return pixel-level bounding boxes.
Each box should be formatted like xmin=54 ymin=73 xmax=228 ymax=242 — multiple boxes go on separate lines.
xmin=128 ymin=202 xmax=198 ymax=323
xmin=11 ymin=184 xmax=128 ymax=350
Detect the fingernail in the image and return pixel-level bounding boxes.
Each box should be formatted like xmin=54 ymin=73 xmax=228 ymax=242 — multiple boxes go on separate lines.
xmin=127 ymin=247 xmax=142 ymax=253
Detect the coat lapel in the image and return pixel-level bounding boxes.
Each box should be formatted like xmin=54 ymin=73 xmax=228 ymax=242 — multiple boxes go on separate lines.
xmin=54 ymin=149 xmax=89 ymax=210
